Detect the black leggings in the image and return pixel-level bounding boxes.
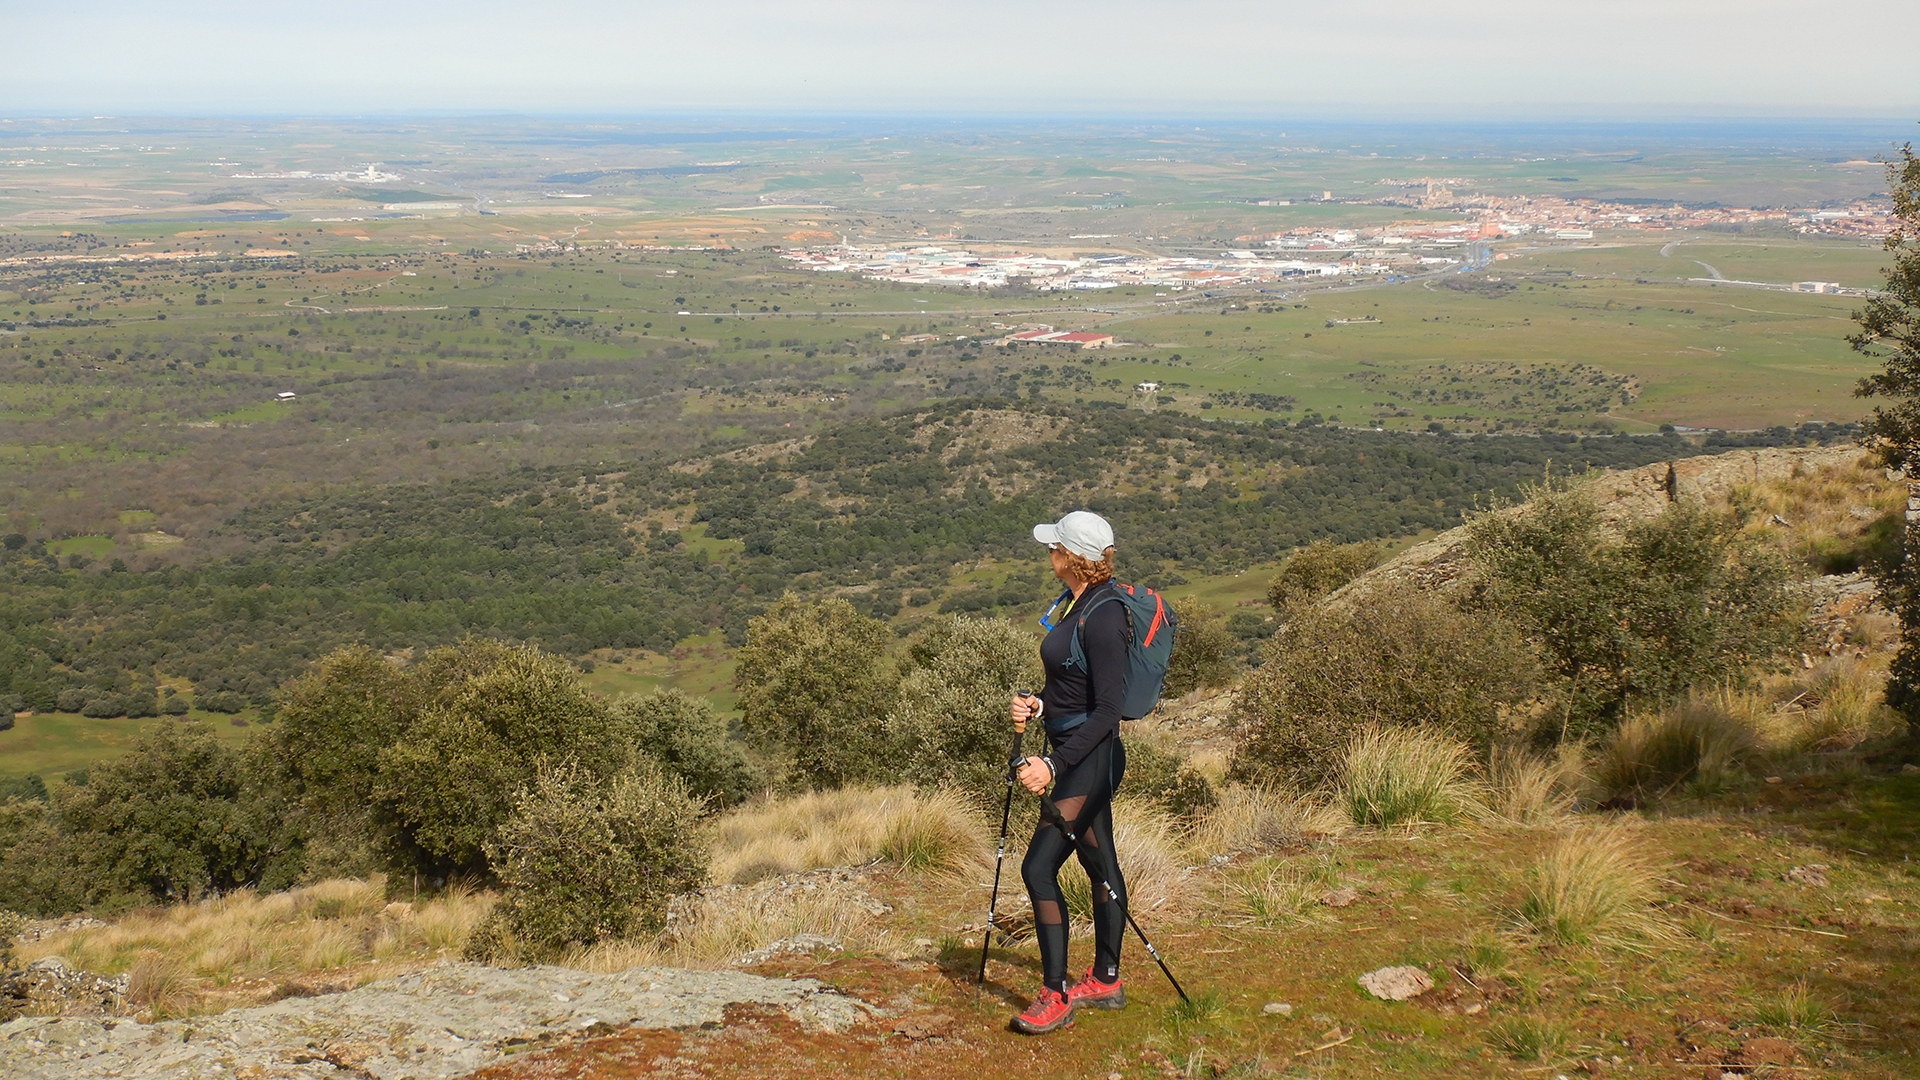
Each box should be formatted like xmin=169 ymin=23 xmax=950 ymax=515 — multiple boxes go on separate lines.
xmin=1021 ymin=734 xmax=1127 ymax=993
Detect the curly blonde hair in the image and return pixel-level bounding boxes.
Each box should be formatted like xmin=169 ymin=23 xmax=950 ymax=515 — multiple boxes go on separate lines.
xmin=1057 ymin=546 xmax=1115 ymax=587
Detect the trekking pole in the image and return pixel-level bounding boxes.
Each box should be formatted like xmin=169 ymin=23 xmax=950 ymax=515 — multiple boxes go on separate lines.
xmin=977 ymin=695 xmax=1030 ymax=987
xmin=1036 ymin=791 xmax=1191 ymax=1004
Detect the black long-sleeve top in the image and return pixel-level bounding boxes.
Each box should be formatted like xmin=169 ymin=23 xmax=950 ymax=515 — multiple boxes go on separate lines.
xmin=1038 ymin=581 xmax=1130 ymax=768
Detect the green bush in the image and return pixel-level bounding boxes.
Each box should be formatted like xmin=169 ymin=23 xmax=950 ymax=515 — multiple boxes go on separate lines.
xmin=887 ymin=614 xmax=1041 ymax=800
xmin=0 ymin=797 xmax=86 ymax=915
xmin=471 ymin=761 xmax=707 ymax=960
xmin=1466 ymin=487 xmax=1797 ymax=741
xmin=30 ymin=722 xmax=276 ymax=910
xmin=1230 ymin=581 xmax=1543 ymax=789
xmin=1266 ymin=539 xmax=1382 ymax=612
xmin=374 ymin=641 xmax=631 ymax=880
xmin=735 ymin=595 xmax=901 ymax=789
xmin=1121 ymin=736 xmax=1217 ymax=822
xmin=611 ymin=689 xmax=763 ymax=809
xmin=1160 ymin=603 xmax=1237 ymax=699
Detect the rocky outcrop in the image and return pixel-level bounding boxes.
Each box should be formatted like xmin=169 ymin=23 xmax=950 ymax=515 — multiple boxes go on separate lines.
xmin=0 ymin=957 xmax=127 ymax=1023
xmin=0 ymin=961 xmax=871 ymax=1080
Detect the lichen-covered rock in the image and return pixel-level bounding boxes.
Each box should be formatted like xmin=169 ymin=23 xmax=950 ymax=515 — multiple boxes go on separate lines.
xmin=0 ymin=961 xmax=872 ymax=1080
xmin=1357 ymin=965 xmax=1434 ymax=1001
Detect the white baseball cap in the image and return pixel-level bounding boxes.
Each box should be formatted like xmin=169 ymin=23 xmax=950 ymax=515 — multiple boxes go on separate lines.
xmin=1033 ymin=510 xmax=1115 ymax=561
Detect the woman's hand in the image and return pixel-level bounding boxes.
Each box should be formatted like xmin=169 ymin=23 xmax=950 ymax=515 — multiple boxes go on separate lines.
xmin=1009 ymin=693 xmax=1042 ymax=733
xmin=1017 ymin=755 xmax=1052 ymax=794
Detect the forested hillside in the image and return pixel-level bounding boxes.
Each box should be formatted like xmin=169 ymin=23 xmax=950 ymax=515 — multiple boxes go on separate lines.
xmin=1 ymin=402 xmax=1723 ymax=719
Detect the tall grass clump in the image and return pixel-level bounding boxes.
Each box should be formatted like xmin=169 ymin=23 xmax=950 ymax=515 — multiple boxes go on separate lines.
xmin=1486 ymin=1016 xmax=1567 ymax=1061
xmin=1594 ymin=696 xmax=1759 ymax=802
xmin=565 ymin=876 xmax=900 ymax=971
xmin=1792 ymin=660 xmax=1898 ymax=752
xmin=708 ymin=785 xmax=987 ymax=885
xmin=1518 ymin=826 xmax=1669 ymax=950
xmin=1337 ymin=727 xmax=1481 ymax=827
xmin=126 ymin=950 xmax=194 ymax=1018
xmin=1751 ymin=979 xmax=1842 ymax=1041
xmin=1054 ymin=797 xmax=1192 ymax=925
xmin=1226 ymin=855 xmax=1341 ymax=929
xmin=1482 ymin=744 xmax=1582 ymax=825
xmin=1189 ymin=784 xmax=1345 ymax=856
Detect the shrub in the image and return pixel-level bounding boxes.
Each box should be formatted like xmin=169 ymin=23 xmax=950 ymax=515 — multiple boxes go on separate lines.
xmin=1336 ymin=726 xmax=1481 ymax=827
xmin=1231 ymin=581 xmax=1542 ymax=789
xmin=80 ymin=695 xmax=126 ymax=719
xmin=611 ymin=689 xmax=763 ymax=809
xmin=1266 ymin=539 xmax=1381 ymax=612
xmin=1121 ymin=735 xmax=1218 ymax=822
xmin=887 ymin=615 xmax=1041 ymax=800
xmin=472 ymin=761 xmax=707 ymax=961
xmin=1160 ymin=603 xmax=1237 ymax=699
xmin=1518 ymin=826 xmax=1668 ymax=949
xmin=1466 ymin=487 xmax=1797 ymax=741
xmin=1592 ymin=696 xmax=1759 ymax=802
xmin=735 ymin=596 xmax=900 ymax=789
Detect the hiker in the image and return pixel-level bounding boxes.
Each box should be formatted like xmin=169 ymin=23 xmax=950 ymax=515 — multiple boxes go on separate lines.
xmin=1007 ymin=510 xmax=1132 ymax=1035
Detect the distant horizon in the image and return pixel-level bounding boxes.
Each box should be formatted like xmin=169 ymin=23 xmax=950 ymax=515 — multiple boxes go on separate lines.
xmin=4 ymin=1 xmax=1915 ymax=122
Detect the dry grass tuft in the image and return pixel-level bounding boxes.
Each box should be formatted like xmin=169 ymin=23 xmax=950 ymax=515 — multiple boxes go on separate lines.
xmin=707 ymin=785 xmax=988 ymax=885
xmin=1053 ymin=797 xmax=1194 ymax=927
xmin=566 ymin=874 xmax=899 ymax=971
xmin=1338 ymin=726 xmax=1482 ymax=827
xmin=1188 ymin=784 xmax=1345 ymax=856
xmin=17 ymin=876 xmax=494 ymax=1009
xmin=1594 ymin=695 xmax=1759 ymax=801
xmin=1791 ymin=659 xmax=1900 ymax=753
xmin=126 ymin=950 xmax=195 ymax=1018
xmin=1518 ymin=826 xmax=1669 ymax=950
xmin=1481 ymin=744 xmax=1582 ymax=826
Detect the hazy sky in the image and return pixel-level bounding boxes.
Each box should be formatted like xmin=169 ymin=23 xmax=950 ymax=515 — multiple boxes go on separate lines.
xmin=2 ymin=0 xmax=1914 ymax=119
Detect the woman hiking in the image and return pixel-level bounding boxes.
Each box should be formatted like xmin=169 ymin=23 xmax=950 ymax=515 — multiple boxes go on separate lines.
xmin=1007 ymin=509 xmax=1132 ymax=1035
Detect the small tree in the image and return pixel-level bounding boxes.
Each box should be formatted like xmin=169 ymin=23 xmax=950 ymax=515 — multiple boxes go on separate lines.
xmin=888 ymin=614 xmax=1041 ymax=799
xmin=734 ymin=595 xmax=900 ymax=789
xmin=1851 ymin=139 xmax=1920 ymax=735
xmin=1465 ymin=486 xmax=1796 ymax=740
xmin=46 ymin=721 xmax=275 ymax=908
xmin=375 ymin=641 xmax=627 ymax=879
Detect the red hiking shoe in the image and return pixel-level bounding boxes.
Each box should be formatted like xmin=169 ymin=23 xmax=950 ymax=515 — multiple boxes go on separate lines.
xmin=1010 ymin=986 xmax=1075 ymax=1035
xmin=1067 ymin=967 xmax=1126 ymax=1010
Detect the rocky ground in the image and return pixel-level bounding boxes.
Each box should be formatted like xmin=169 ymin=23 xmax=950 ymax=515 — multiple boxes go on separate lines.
xmin=0 ymin=962 xmax=870 ymax=1080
